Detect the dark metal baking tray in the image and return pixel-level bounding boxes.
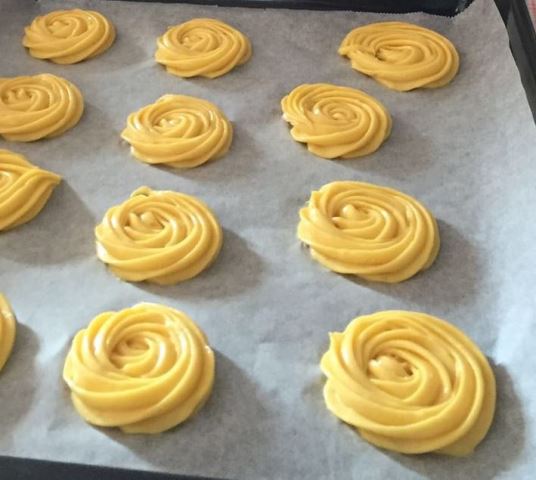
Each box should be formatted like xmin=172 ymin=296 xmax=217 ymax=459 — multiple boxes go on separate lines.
xmin=113 ymin=0 xmax=474 ymax=16
xmin=507 ymin=0 xmax=536 ymax=119
xmin=2 ymin=0 xmax=534 ymax=479
xmin=0 ymin=455 xmax=215 ymax=480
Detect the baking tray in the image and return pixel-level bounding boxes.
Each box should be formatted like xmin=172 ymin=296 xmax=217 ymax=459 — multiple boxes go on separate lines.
xmin=1 ymin=0 xmax=535 ymax=479
xmin=508 ymin=0 xmax=536 ymax=119
xmin=113 ymin=0 xmax=474 ymax=15
xmin=0 ymin=456 xmax=212 ymax=480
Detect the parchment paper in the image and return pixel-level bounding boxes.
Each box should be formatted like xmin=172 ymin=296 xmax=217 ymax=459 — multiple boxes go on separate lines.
xmin=1 ymin=0 xmax=535 ymax=478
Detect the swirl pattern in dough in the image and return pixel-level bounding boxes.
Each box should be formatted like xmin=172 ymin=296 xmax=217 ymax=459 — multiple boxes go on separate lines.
xmin=23 ymin=9 xmax=116 ymax=64
xmin=155 ymin=18 xmax=252 ymax=78
xmin=0 ymin=294 xmax=16 ymax=372
xmin=339 ymin=22 xmax=459 ymax=91
xmin=0 ymin=149 xmax=61 ymax=231
xmin=63 ymin=302 xmax=215 ymax=433
xmin=95 ymin=187 xmax=223 ymax=285
xmin=121 ymin=95 xmax=233 ymax=168
xmin=321 ymin=310 xmax=496 ymax=455
xmin=297 ymin=181 xmax=439 ymax=283
xmin=0 ymin=74 xmax=84 ymax=142
xmin=281 ymin=83 xmax=391 ymax=159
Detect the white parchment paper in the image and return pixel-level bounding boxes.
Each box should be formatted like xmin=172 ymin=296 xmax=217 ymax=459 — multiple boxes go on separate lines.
xmin=1 ymin=0 xmax=535 ymax=478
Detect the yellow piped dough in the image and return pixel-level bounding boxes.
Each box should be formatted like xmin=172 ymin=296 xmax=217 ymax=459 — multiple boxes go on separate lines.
xmin=155 ymin=18 xmax=251 ymax=78
xmin=339 ymin=22 xmax=459 ymax=91
xmin=321 ymin=311 xmax=496 ymax=455
xmin=63 ymin=303 xmax=215 ymax=434
xmin=121 ymin=95 xmax=233 ymax=168
xmin=0 ymin=149 xmax=61 ymax=231
xmin=0 ymin=74 xmax=84 ymax=142
xmin=23 ymin=9 xmax=116 ymax=64
xmin=0 ymin=294 xmax=16 ymax=372
xmin=95 ymin=187 xmax=222 ymax=285
xmin=281 ymin=83 xmax=391 ymax=159
xmin=297 ymin=181 xmax=439 ymax=283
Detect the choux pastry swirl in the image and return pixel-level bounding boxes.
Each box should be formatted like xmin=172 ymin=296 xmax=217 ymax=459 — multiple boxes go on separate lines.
xmin=155 ymin=18 xmax=251 ymax=78
xmin=281 ymin=83 xmax=391 ymax=159
xmin=23 ymin=9 xmax=116 ymax=64
xmin=121 ymin=95 xmax=233 ymax=168
xmin=0 ymin=74 xmax=84 ymax=142
xmin=321 ymin=310 xmax=496 ymax=455
xmin=95 ymin=187 xmax=223 ymax=285
xmin=297 ymin=181 xmax=439 ymax=283
xmin=0 ymin=294 xmax=16 ymax=373
xmin=339 ymin=22 xmax=459 ymax=91
xmin=63 ymin=302 xmax=215 ymax=433
xmin=0 ymin=149 xmax=61 ymax=231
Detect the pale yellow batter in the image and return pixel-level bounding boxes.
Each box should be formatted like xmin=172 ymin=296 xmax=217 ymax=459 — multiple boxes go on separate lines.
xmin=121 ymin=95 xmax=233 ymax=168
xmin=63 ymin=302 xmax=215 ymax=433
xmin=321 ymin=310 xmax=496 ymax=455
xmin=281 ymin=83 xmax=391 ymax=159
xmin=23 ymin=9 xmax=116 ymax=64
xmin=0 ymin=294 xmax=16 ymax=373
xmin=0 ymin=74 xmax=84 ymax=142
xmin=298 ymin=181 xmax=439 ymax=282
xmin=339 ymin=22 xmax=459 ymax=91
xmin=95 ymin=187 xmax=222 ymax=285
xmin=0 ymin=149 xmax=61 ymax=231
xmin=155 ymin=18 xmax=252 ymax=78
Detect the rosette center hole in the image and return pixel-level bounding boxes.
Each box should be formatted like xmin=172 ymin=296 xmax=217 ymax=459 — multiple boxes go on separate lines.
xmin=313 ymin=100 xmax=357 ymax=123
xmin=155 ymin=109 xmax=206 ymax=135
xmin=7 ymin=88 xmax=32 ymax=103
xmin=332 ymin=202 xmax=383 ymax=233
xmin=183 ymin=31 xmax=219 ymax=52
xmin=7 ymin=86 xmax=50 ymax=111
xmin=139 ymin=210 xmax=163 ymax=230
xmin=158 ymin=116 xmax=180 ymax=128
xmin=111 ymin=328 xmax=172 ymax=375
xmin=111 ymin=336 xmax=152 ymax=369
xmin=50 ymin=19 xmax=79 ymax=37
xmin=376 ymin=43 xmax=420 ymax=63
xmin=340 ymin=204 xmax=366 ymax=220
xmin=368 ymin=354 xmax=413 ymax=380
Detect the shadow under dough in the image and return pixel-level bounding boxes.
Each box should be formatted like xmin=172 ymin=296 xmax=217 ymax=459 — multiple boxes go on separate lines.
xmin=343 ymin=219 xmax=481 ymax=309
xmin=150 ymin=123 xmax=262 ymax=183
xmin=0 ymin=182 xmax=95 ymax=265
xmin=178 ymin=62 xmax=259 ymax=94
xmin=82 ymin=30 xmax=147 ymax=73
xmin=338 ymin=114 xmax=433 ymax=177
xmin=105 ymin=352 xmax=269 ymax=477
xmin=0 ymin=324 xmax=39 ymax=449
xmin=137 ymin=228 xmax=264 ymax=300
xmin=386 ymin=363 xmax=524 ymax=480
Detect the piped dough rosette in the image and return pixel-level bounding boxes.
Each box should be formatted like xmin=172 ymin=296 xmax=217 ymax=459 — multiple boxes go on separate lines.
xmin=281 ymin=83 xmax=391 ymax=159
xmin=0 ymin=294 xmax=16 ymax=373
xmin=95 ymin=187 xmax=223 ymax=285
xmin=155 ymin=18 xmax=251 ymax=78
xmin=297 ymin=181 xmax=439 ymax=283
xmin=0 ymin=74 xmax=84 ymax=142
xmin=321 ymin=311 xmax=496 ymax=455
xmin=23 ymin=9 xmax=116 ymax=64
xmin=63 ymin=302 xmax=215 ymax=434
xmin=121 ymin=95 xmax=233 ymax=168
xmin=0 ymin=149 xmax=61 ymax=231
xmin=339 ymin=22 xmax=459 ymax=91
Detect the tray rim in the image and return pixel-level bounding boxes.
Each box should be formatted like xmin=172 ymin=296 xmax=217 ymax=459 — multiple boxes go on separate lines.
xmin=110 ymin=0 xmax=474 ymax=16
xmin=2 ymin=0 xmax=533 ymax=479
